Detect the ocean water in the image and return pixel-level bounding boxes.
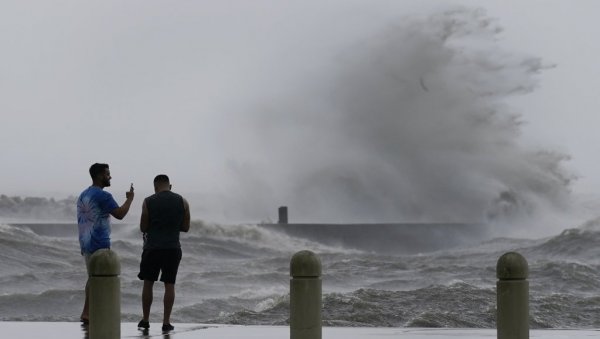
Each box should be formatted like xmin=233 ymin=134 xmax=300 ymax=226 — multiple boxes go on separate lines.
xmin=1 ymin=220 xmax=600 ymax=328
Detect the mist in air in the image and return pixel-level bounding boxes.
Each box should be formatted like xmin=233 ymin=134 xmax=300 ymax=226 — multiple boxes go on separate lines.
xmin=0 ymin=3 xmax=577 ymax=234
xmin=219 ymin=9 xmax=574 ymax=232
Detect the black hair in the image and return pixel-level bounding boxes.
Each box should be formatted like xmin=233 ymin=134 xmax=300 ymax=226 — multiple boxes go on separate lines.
xmin=153 ymin=174 xmax=170 ymax=184
xmin=89 ymin=163 xmax=109 ymax=180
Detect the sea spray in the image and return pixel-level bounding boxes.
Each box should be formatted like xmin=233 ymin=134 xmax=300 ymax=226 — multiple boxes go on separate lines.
xmin=227 ymin=8 xmax=574 ymax=231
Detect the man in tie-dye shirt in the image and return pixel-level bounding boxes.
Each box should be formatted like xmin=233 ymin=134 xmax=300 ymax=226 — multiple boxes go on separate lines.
xmin=77 ymin=163 xmax=134 ymax=324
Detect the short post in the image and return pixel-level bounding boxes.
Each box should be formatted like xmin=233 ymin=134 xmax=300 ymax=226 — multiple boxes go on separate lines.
xmin=497 ymin=251 xmax=529 ymax=339
xmin=278 ymin=206 xmax=288 ymax=224
xmin=89 ymin=249 xmax=121 ymax=339
xmin=290 ymin=250 xmax=321 ymax=339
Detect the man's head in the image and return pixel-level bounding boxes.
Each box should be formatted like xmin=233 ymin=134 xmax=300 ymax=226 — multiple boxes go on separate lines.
xmin=153 ymin=174 xmax=171 ymax=192
xmin=89 ymin=163 xmax=111 ymax=188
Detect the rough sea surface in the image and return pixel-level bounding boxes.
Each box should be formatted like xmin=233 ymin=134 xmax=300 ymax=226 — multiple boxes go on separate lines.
xmin=2 ymin=219 xmax=600 ymax=328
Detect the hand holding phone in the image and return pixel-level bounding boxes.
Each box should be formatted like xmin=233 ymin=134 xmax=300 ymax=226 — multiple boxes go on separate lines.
xmin=126 ymin=183 xmax=135 ymax=200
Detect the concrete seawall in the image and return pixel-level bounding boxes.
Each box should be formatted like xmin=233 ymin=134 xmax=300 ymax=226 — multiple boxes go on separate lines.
xmin=260 ymin=223 xmax=490 ymax=254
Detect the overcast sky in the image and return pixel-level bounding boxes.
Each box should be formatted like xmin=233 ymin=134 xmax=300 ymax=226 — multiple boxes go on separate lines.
xmin=1 ymin=1 xmax=599 ymax=228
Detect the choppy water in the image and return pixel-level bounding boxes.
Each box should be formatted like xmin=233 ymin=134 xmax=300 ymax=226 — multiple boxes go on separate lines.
xmin=1 ymin=220 xmax=600 ymax=328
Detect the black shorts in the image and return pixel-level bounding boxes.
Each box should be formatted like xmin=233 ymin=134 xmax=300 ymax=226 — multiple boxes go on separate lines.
xmin=138 ymin=248 xmax=182 ymax=284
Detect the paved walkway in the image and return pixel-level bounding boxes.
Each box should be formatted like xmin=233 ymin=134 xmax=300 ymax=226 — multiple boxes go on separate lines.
xmin=2 ymin=322 xmax=599 ymax=338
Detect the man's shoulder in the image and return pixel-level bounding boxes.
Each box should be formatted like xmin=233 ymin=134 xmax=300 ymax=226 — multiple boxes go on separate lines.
xmin=149 ymin=191 xmax=184 ymax=199
xmin=145 ymin=192 xmax=184 ymax=208
xmin=79 ymin=186 xmax=96 ymax=200
xmin=79 ymin=186 xmax=92 ymax=196
xmin=80 ymin=186 xmax=115 ymax=202
xmin=91 ymin=187 xmax=113 ymax=198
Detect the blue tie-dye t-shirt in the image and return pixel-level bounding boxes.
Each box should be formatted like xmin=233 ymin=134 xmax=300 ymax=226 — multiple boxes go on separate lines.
xmin=77 ymin=186 xmax=119 ymax=255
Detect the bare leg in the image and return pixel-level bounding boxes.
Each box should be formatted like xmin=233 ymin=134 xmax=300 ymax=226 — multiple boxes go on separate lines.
xmin=81 ymin=279 xmax=89 ymax=321
xmin=163 ymin=283 xmax=175 ymax=325
xmin=142 ymin=280 xmax=154 ymax=322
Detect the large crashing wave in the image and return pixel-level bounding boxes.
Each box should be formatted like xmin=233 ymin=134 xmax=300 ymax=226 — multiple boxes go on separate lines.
xmin=237 ymin=8 xmax=573 ymax=226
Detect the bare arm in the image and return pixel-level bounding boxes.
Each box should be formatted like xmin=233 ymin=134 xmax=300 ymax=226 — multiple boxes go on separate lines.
xmin=181 ymin=198 xmax=190 ymax=232
xmin=111 ymin=184 xmax=134 ymax=220
xmin=140 ymin=199 xmax=149 ymax=233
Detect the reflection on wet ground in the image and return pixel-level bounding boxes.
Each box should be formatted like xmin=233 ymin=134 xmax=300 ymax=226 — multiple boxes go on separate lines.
xmin=7 ymin=322 xmax=600 ymax=339
xmin=80 ymin=323 xmax=179 ymax=339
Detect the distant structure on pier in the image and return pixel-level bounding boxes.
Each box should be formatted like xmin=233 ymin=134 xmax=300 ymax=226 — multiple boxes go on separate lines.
xmin=278 ymin=206 xmax=288 ymax=224
xmin=263 ymin=206 xmax=490 ymax=254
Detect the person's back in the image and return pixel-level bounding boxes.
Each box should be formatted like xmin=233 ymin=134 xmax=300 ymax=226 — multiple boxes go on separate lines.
xmin=137 ymin=174 xmax=190 ymax=332
xmin=144 ymin=190 xmax=185 ymax=250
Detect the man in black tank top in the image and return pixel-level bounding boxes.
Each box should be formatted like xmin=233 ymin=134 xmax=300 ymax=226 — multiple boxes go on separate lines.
xmin=136 ymin=175 xmax=190 ymax=332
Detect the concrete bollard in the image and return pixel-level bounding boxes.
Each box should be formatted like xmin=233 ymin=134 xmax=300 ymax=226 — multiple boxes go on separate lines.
xmin=89 ymin=249 xmax=121 ymax=339
xmin=497 ymin=251 xmax=529 ymax=339
xmin=290 ymin=250 xmax=322 ymax=339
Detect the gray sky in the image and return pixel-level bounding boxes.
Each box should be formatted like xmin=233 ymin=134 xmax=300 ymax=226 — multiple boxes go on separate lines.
xmin=1 ymin=1 xmax=599 ymax=229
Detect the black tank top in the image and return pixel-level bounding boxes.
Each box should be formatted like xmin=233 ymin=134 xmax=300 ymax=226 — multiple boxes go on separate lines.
xmin=144 ymin=191 xmax=184 ymax=249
